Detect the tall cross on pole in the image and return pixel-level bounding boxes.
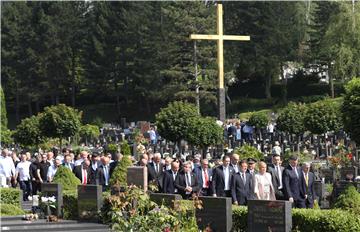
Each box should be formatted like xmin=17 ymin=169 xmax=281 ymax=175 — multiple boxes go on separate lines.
xmin=190 ymin=3 xmax=250 ymax=121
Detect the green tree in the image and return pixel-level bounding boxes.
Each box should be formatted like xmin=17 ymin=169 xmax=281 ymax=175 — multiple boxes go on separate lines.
xmin=79 ymin=124 xmax=100 ymax=145
xmin=39 ymin=104 xmax=82 ymax=147
xmin=248 ymin=112 xmax=269 ymax=129
xmin=186 ymin=117 xmax=223 ymax=157
xmin=304 ymin=99 xmax=342 ymax=134
xmin=234 ymin=144 xmax=264 ymax=162
xmin=342 ymin=78 xmax=360 ymax=145
xmin=0 ymin=86 xmax=12 ymax=145
xmin=155 ymin=101 xmax=198 ymax=144
xmin=276 ymin=102 xmax=306 ymax=135
xmin=13 ymin=115 xmax=44 ymax=148
xmin=53 ymin=165 xmax=81 ymax=191
xmin=110 ymin=141 xmax=133 ymax=187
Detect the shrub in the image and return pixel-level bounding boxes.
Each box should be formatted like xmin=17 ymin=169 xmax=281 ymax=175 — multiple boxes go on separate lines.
xmin=0 ymin=204 xmax=25 ymax=216
xmin=333 ymin=185 xmax=360 ymax=214
xmin=63 ymin=190 xmax=78 ymax=220
xmin=276 ymin=102 xmax=306 ymax=135
xmin=248 ymin=111 xmax=269 ymax=129
xmin=106 ymin=143 xmax=119 ymax=155
xmin=13 ymin=115 xmax=44 ymax=148
xmin=53 ymin=165 xmax=81 ymax=191
xmin=0 ymin=187 xmax=22 ymax=207
xmin=120 ymin=141 xmax=131 ymax=156
xmin=79 ymin=124 xmax=100 ymax=144
xmin=109 ymin=154 xmax=133 ymax=187
xmin=234 ymin=144 xmax=264 ymax=162
xmin=342 ymin=78 xmax=360 ymax=144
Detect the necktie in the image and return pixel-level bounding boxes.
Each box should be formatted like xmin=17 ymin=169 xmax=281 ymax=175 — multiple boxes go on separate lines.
xmin=242 ymin=173 xmax=246 ymax=184
xmin=305 ymin=173 xmax=309 ymax=187
xmin=294 ymin=167 xmax=299 ymax=179
xmin=186 ymin=173 xmax=191 ymax=187
xmin=155 ymin=164 xmax=158 ymax=173
xmin=104 ymin=166 xmax=108 ymax=185
xmin=82 ymin=169 xmax=87 ymax=185
xmin=204 ymin=169 xmax=209 ymax=188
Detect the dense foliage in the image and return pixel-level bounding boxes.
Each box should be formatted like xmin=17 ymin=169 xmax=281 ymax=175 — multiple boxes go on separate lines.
xmin=0 ymin=187 xmax=21 ymax=207
xmin=248 ymin=111 xmax=269 ymax=129
xmin=186 ymin=116 xmax=224 ymax=149
xmin=13 ymin=115 xmax=44 ymax=148
xmin=156 ymin=101 xmax=198 ymax=143
xmin=234 ymin=144 xmax=264 ymax=162
xmin=304 ymin=99 xmax=342 ymax=134
xmin=0 ymin=204 xmax=25 ymax=216
xmin=334 ymin=185 xmax=360 ymax=214
xmin=39 ymin=104 xmax=82 ymax=141
xmin=53 ymin=165 xmax=81 ymax=191
xmin=342 ymin=78 xmax=360 ymax=144
xmin=79 ymin=124 xmax=100 ymax=144
xmin=276 ymin=102 xmax=306 ymax=135
xmin=109 ymin=154 xmax=133 ymax=187
xmin=1 ymin=86 xmax=7 ymax=129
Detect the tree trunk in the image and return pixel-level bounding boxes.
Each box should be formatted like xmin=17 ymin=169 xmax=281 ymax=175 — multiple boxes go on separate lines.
xmin=71 ymin=51 xmax=76 ymax=107
xmin=35 ymin=101 xmax=40 ymax=114
xmin=193 ymin=41 xmax=200 ymax=115
xmin=265 ymin=75 xmax=272 ymax=99
xmin=15 ymin=84 xmax=20 ymax=123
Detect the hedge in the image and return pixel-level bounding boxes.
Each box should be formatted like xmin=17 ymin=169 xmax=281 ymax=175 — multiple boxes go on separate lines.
xmin=63 ymin=190 xmax=78 ymax=220
xmin=0 ymin=188 xmax=22 ymax=207
xmin=0 ymin=203 xmax=25 ymax=216
xmin=232 ymin=206 xmax=360 ymax=232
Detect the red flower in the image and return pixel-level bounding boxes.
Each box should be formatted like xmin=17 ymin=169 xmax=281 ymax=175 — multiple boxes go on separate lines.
xmin=163 ymin=227 xmax=171 ymax=232
xmin=347 ymin=153 xmax=353 ymax=160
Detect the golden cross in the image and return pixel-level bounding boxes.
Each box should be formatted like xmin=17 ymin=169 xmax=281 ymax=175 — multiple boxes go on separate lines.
xmin=190 ymin=3 xmax=250 ymax=121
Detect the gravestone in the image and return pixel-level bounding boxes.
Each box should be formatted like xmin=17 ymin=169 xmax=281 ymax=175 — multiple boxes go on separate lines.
xmin=340 ymin=167 xmax=356 ymax=181
xmin=41 ymin=183 xmax=63 ymax=217
xmin=195 ymin=196 xmax=232 ymax=232
xmin=320 ymin=168 xmax=334 ymax=183
xmin=313 ymin=180 xmax=325 ymax=207
xmin=127 ymin=166 xmax=148 ymax=191
xmin=149 ymin=193 xmax=182 ymax=208
xmin=248 ymin=200 xmax=292 ymax=232
xmin=77 ymin=185 xmax=103 ymax=222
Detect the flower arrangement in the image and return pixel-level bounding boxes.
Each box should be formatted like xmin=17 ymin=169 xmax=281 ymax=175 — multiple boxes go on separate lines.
xmin=328 ymin=143 xmax=354 ymax=169
xmin=40 ymin=196 xmax=56 ymax=217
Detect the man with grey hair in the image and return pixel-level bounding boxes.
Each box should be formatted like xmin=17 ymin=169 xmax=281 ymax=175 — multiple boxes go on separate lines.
xmin=300 ymin=162 xmax=316 ymax=208
xmin=147 ymin=152 xmax=164 ymax=191
xmin=0 ymin=149 xmax=16 ymax=186
xmin=175 ymin=161 xmax=199 ymax=199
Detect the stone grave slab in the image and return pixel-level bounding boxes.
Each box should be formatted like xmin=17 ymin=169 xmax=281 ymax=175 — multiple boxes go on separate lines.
xmin=150 ymin=193 xmax=182 ymax=208
xmin=77 ymin=185 xmax=103 ymax=222
xmin=127 ymin=166 xmax=148 ymax=191
xmin=41 ymin=183 xmax=63 ymax=217
xmin=248 ymin=200 xmax=292 ymax=232
xmin=195 ymin=196 xmax=232 ymax=232
xmin=320 ymin=168 xmax=334 ymax=183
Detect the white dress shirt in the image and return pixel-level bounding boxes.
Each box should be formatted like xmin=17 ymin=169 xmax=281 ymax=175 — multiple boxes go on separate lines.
xmin=47 ymin=165 xmax=58 ymax=181
xmin=223 ymin=166 xmax=230 ymax=191
xmin=0 ymin=156 xmax=16 ymax=178
xmin=15 ymin=161 xmax=31 ymax=181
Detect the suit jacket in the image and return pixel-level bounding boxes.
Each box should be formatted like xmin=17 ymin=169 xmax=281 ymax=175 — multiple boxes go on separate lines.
xmin=300 ymin=171 xmax=316 ymax=205
xmin=96 ymin=164 xmax=110 ymax=188
xmin=175 ymin=171 xmax=199 ymax=199
xmin=147 ymin=162 xmax=164 ymax=191
xmin=109 ymin=161 xmax=118 ymax=178
xmin=283 ymin=165 xmax=305 ymax=201
xmin=163 ymin=170 xmax=178 ymax=194
xmin=211 ymin=165 xmax=235 ymax=197
xmin=231 ymin=172 xmax=252 ymax=205
xmin=62 ymin=163 xmax=74 ymax=171
xmin=268 ymin=164 xmax=284 ymax=192
xmin=194 ymin=166 xmax=212 ymax=189
xmin=73 ymin=165 xmax=91 ymax=184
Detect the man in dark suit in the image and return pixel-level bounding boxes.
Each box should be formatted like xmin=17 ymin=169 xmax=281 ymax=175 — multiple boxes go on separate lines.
xmin=89 ymin=152 xmax=100 ymax=184
xmin=162 ymin=159 xmax=180 ymax=194
xmin=175 ymin=161 xmax=199 ymax=199
xmin=283 ymin=155 xmax=306 ymax=208
xmin=212 ymin=155 xmax=234 ymax=197
xmin=63 ymin=154 xmax=74 ymax=171
xmin=109 ymin=152 xmax=122 ymax=179
xmin=300 ymin=162 xmax=316 ymax=208
xmin=194 ymin=159 xmax=213 ymax=196
xmin=96 ymin=156 xmax=111 ymax=191
xmin=147 ymin=153 xmax=164 ymax=191
xmin=231 ymin=160 xmax=252 ymax=205
xmin=267 ymin=154 xmax=285 ymax=200
xmin=230 ymin=154 xmax=240 ymax=173
xmin=73 ymin=158 xmax=91 ymax=185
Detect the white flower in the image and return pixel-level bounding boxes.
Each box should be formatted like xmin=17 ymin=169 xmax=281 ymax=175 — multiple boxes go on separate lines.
xmin=48 ymin=196 xmax=56 ymax=203
xmin=41 ymin=197 xmax=49 ymax=203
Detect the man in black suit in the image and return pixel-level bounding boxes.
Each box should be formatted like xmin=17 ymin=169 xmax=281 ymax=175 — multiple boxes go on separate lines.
xmin=96 ymin=156 xmax=111 ymax=191
xmin=89 ymin=152 xmax=100 ymax=184
xmin=267 ymin=154 xmax=285 ymax=200
xmin=109 ymin=152 xmax=122 ymax=178
xmin=175 ymin=161 xmax=199 ymax=199
xmin=73 ymin=158 xmax=91 ymax=185
xmin=162 ymin=159 xmax=180 ymax=194
xmin=62 ymin=154 xmax=74 ymax=171
xmin=231 ymin=160 xmax=252 ymax=205
xmin=230 ymin=153 xmax=240 ymax=174
xmin=300 ymin=162 xmax=316 ymax=208
xmin=212 ymin=155 xmax=234 ymax=197
xmin=147 ymin=153 xmax=164 ymax=191
xmin=283 ymin=155 xmax=306 ymax=208
xmin=194 ymin=159 xmax=213 ymax=196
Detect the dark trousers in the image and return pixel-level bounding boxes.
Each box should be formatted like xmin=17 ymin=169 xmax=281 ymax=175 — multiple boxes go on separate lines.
xmin=32 ymin=180 xmax=41 ymax=195
xmin=19 ymin=180 xmax=32 ymax=201
xmin=199 ymin=187 xmax=211 ymax=196
xmin=225 ymin=190 xmax=232 ymax=198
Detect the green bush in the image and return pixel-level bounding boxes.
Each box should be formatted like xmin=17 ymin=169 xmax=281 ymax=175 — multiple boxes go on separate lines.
xmin=234 ymin=144 xmax=264 ymax=162
xmin=13 ymin=115 xmax=44 ymax=148
xmin=0 ymin=188 xmax=22 ymax=207
xmin=106 ymin=143 xmax=119 ymax=155
xmin=53 ymin=165 xmax=81 ymax=191
xmin=248 ymin=111 xmax=269 ymax=129
xmin=63 ymin=190 xmax=78 ymax=220
xmin=276 ymin=102 xmax=307 ymax=135
xmin=0 ymin=204 xmax=25 ymax=216
xmin=109 ymin=155 xmax=133 ymax=187
xmin=334 ymin=185 xmax=360 ymax=214
xmin=120 ymin=141 xmax=131 ymax=156
xmin=232 ymin=206 xmax=360 ymax=232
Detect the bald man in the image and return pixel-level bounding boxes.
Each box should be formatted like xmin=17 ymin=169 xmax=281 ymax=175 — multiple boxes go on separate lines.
xmin=230 ymin=153 xmax=240 ymax=173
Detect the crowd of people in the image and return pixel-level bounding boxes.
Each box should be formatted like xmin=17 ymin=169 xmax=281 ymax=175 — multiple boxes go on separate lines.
xmin=0 ymin=146 xmax=316 ymax=209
